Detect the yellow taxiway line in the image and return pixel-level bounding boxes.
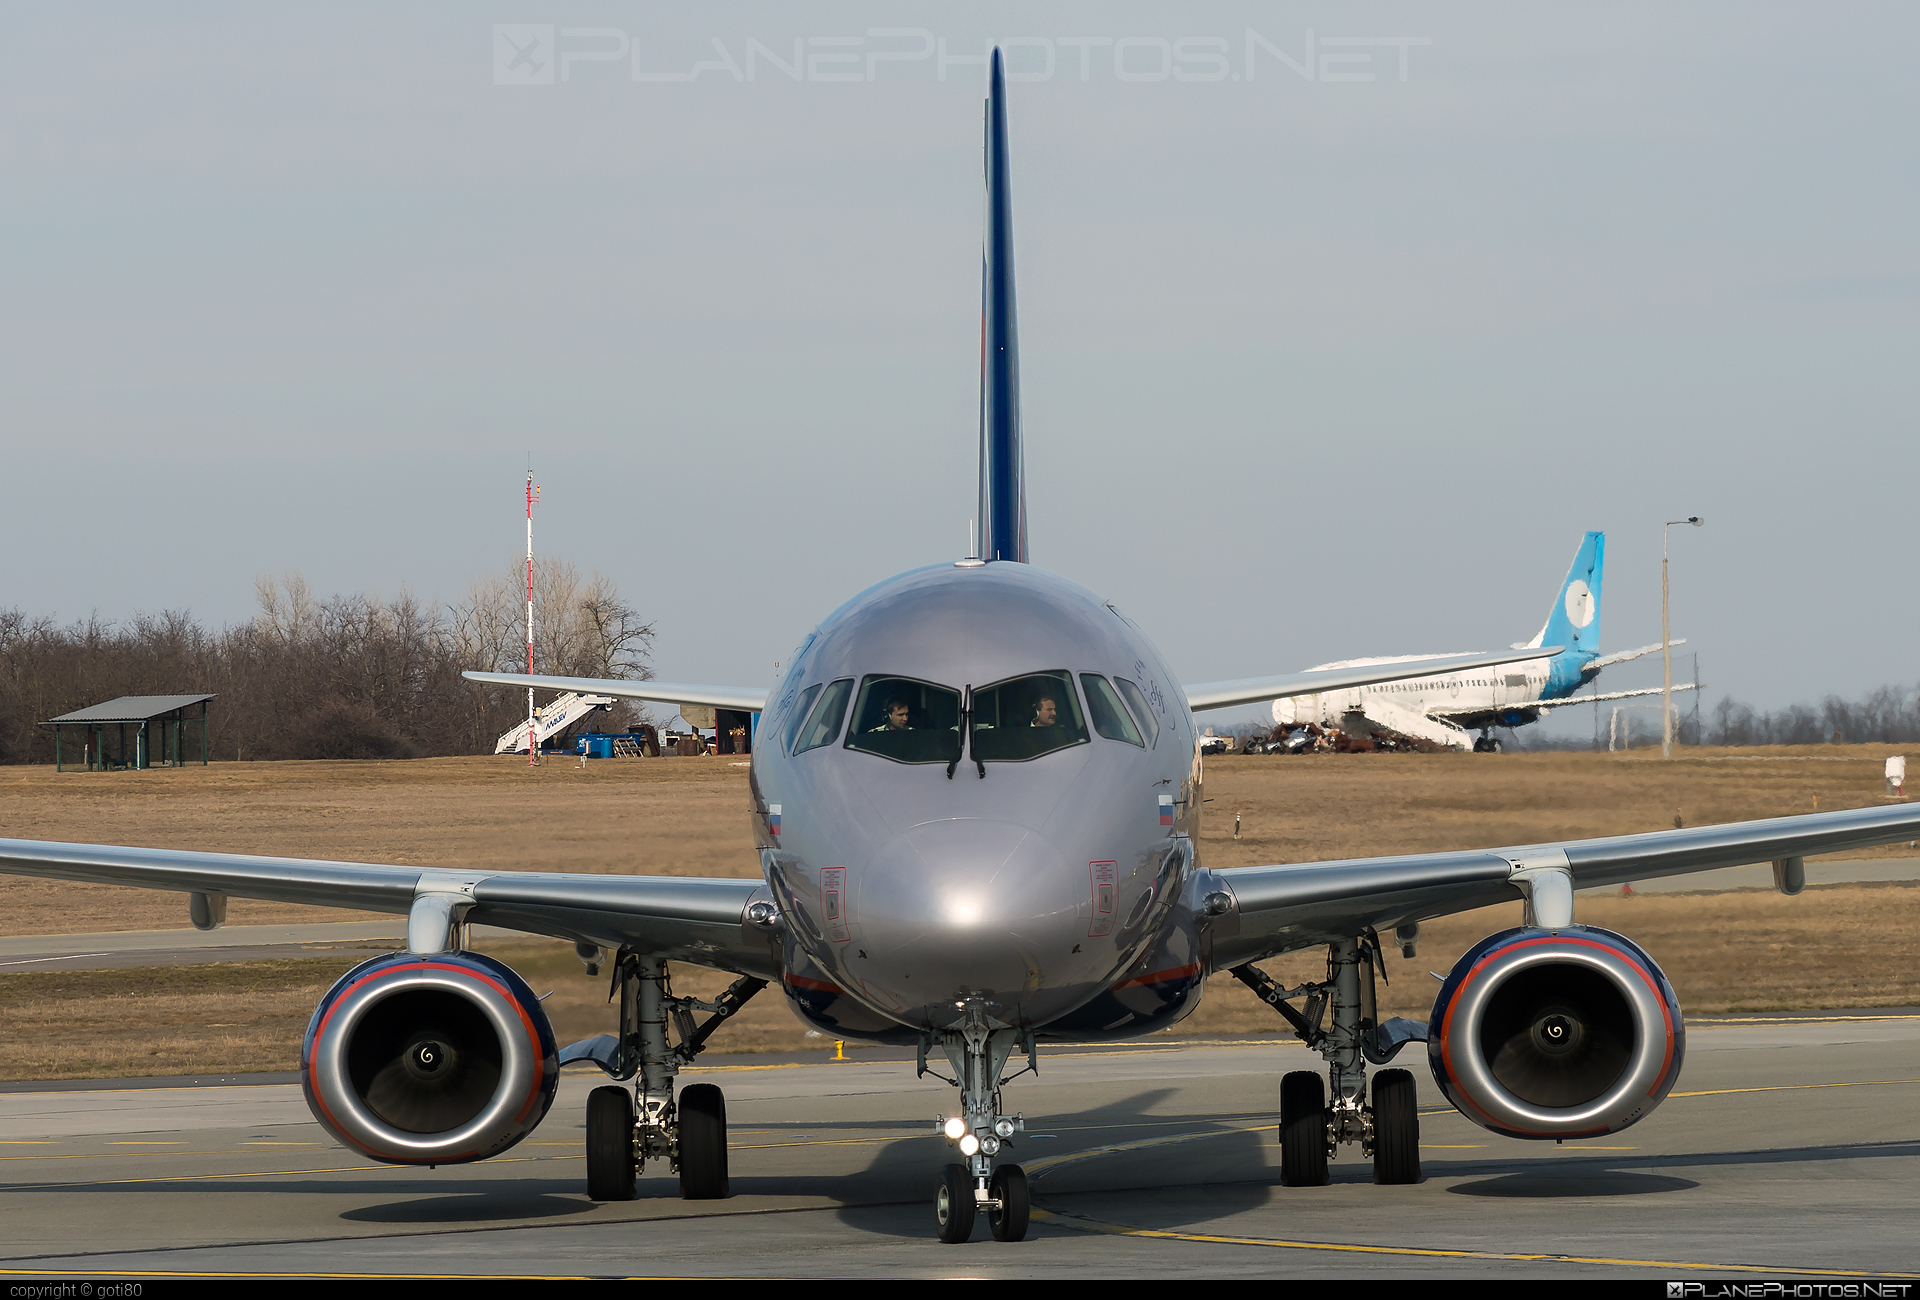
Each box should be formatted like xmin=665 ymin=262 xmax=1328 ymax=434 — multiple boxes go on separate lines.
xmin=1029 ymin=1206 xmax=1919 ymax=1278
xmin=1020 ymin=1099 xmax=1919 ymax=1279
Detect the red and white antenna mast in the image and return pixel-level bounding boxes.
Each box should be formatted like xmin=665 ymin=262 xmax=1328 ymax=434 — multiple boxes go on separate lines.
xmin=525 ymin=471 xmax=540 ymax=767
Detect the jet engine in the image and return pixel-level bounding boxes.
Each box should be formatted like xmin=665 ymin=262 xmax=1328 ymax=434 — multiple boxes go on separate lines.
xmin=1427 ymin=926 xmax=1683 ymax=1139
xmin=302 ymin=951 xmax=559 ymax=1164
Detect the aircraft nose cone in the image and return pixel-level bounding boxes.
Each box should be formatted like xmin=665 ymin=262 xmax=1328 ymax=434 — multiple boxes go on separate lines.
xmin=853 ymin=819 xmax=1093 ymax=1027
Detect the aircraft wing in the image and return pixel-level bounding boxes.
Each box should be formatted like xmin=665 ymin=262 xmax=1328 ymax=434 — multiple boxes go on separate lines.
xmin=1182 ymin=647 xmax=1563 ymax=714
xmin=1208 ymin=802 xmax=1920 ymax=970
xmin=463 ymin=672 xmax=769 ymax=715
xmin=1584 ymin=640 xmax=1683 ymax=672
xmin=1429 ymin=682 xmax=1702 ymax=718
xmin=0 ymin=838 xmax=777 ymax=978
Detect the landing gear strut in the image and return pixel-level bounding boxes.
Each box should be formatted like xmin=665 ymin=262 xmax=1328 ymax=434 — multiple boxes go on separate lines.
xmin=1232 ymin=935 xmax=1423 ymax=1187
xmin=583 ymin=951 xmax=765 ymax=1202
xmin=922 ymin=1000 xmax=1033 ymax=1243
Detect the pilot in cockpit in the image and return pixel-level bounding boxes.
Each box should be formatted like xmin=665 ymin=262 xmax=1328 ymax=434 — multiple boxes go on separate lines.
xmin=869 ymin=695 xmax=913 ymax=732
xmin=1029 ymin=694 xmax=1059 ymax=729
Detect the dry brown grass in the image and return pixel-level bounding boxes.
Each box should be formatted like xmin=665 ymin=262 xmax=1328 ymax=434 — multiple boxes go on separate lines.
xmin=0 ymin=748 xmax=1914 ymax=1081
xmin=1197 ymin=745 xmax=1918 ymax=871
xmin=0 ymin=948 xmax=829 ymax=1082
xmin=3 ymin=746 xmax=1910 ymax=934
xmin=0 ymin=755 xmax=760 ymax=934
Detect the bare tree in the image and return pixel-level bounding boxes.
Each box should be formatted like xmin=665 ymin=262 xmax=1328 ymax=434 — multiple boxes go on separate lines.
xmin=0 ymin=556 xmax=657 ymax=764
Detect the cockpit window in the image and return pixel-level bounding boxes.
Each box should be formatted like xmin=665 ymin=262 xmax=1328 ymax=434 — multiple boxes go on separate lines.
xmin=1080 ymin=674 xmax=1144 ymax=747
xmin=1112 ymin=677 xmax=1160 ymax=749
xmin=783 ymin=683 xmax=824 ymax=753
xmin=791 ymin=679 xmax=853 ymax=755
xmin=971 ymin=670 xmax=1089 ymax=762
xmin=844 ymin=676 xmax=962 ymax=764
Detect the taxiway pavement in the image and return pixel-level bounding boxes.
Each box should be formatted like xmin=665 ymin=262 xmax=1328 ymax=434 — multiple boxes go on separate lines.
xmin=0 ymin=1015 xmax=1915 ymax=1278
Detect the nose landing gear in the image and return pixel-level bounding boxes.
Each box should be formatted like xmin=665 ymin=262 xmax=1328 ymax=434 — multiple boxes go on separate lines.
xmin=923 ymin=1001 xmax=1036 ymax=1242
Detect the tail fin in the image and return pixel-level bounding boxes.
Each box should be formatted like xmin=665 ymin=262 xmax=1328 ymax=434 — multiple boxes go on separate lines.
xmin=977 ymin=48 xmax=1027 ymax=563
xmin=1528 ymin=531 xmax=1604 ymax=658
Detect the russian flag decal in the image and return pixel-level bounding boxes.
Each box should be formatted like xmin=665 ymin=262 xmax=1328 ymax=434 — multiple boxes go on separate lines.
xmin=1158 ymin=794 xmax=1175 ymax=827
xmin=768 ymin=804 xmax=782 ymax=837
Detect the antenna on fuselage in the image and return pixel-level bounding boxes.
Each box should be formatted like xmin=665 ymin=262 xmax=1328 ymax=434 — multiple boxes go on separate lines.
xmin=977 ymin=47 xmax=1027 ymax=564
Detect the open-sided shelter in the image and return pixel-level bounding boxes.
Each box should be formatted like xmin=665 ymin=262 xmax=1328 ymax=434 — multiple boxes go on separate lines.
xmin=42 ymin=695 xmax=214 ymax=772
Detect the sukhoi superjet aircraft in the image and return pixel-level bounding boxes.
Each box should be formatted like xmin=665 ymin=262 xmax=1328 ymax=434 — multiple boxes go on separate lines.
xmin=5 ymin=52 xmax=1917 ymax=1246
xmin=1271 ymin=532 xmax=1699 ymax=752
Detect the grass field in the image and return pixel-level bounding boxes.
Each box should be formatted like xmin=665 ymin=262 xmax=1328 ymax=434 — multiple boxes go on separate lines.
xmin=0 ymin=747 xmax=1914 ymax=1080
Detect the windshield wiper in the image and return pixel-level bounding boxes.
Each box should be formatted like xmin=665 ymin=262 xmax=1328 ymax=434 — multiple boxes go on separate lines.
xmin=947 ymin=685 xmax=984 ymax=779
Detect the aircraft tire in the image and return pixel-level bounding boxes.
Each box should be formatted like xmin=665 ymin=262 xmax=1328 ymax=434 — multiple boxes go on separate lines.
xmin=585 ymin=1086 xmax=636 ymax=1201
xmin=936 ymin=1162 xmax=977 ymax=1243
xmin=1279 ymin=1070 xmax=1330 ymax=1187
xmin=677 ymin=1084 xmax=729 ymax=1200
xmin=1370 ymin=1068 xmax=1422 ymax=1185
xmin=988 ymin=1164 xmax=1030 ymax=1242
xmin=1488 ymin=738 xmax=1502 ymax=753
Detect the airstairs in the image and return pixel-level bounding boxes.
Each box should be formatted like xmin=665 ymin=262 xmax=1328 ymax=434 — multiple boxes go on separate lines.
xmin=493 ymin=692 xmax=616 ymax=755
xmin=1360 ymin=698 xmax=1475 ymax=752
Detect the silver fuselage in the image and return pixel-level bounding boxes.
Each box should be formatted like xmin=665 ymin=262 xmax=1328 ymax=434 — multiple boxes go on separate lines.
xmin=748 ymin=560 xmax=1217 ymax=1038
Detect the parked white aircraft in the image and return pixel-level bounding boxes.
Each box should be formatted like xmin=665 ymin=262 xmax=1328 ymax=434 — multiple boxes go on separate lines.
xmin=1272 ymin=531 xmax=1696 ymax=752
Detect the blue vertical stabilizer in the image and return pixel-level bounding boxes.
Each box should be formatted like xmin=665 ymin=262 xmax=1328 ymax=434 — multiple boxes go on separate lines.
xmin=977 ymin=49 xmax=1027 ymax=563
xmin=1537 ymin=531 xmax=1605 ymax=682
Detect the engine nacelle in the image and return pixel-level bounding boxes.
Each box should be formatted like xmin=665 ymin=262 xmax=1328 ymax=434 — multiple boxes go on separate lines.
xmin=1428 ymin=926 xmax=1684 ymax=1139
xmin=302 ymin=951 xmax=559 ymax=1165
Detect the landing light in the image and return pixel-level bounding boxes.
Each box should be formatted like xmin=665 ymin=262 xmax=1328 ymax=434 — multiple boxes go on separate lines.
xmin=981 ymin=1135 xmax=1001 ymax=1156
xmin=994 ymin=1117 xmax=1015 ymax=1139
xmin=943 ymin=1116 xmax=967 ymax=1140
xmin=959 ymin=1134 xmax=980 ymax=1156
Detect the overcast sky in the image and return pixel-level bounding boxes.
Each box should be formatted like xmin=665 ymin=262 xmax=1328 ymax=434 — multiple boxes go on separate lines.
xmin=6 ymin=4 xmax=1916 ymax=731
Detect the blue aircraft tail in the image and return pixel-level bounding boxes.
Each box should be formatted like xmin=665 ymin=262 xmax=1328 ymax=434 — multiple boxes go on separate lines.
xmin=1535 ymin=531 xmax=1604 ymax=661
xmin=977 ymin=49 xmax=1027 ymax=563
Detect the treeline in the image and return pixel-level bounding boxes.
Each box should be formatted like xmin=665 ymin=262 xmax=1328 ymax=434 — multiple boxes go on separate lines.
xmin=1687 ymin=683 xmax=1920 ymax=747
xmin=1514 ymin=682 xmax=1920 ymax=751
xmin=0 ymin=561 xmax=653 ymax=765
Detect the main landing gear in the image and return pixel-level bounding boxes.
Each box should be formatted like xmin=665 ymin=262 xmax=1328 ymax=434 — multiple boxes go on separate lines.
xmin=1232 ymin=935 xmax=1424 ymax=1187
xmin=582 ymin=951 xmax=765 ymax=1202
xmin=922 ymin=1000 xmax=1034 ymax=1243
xmin=1473 ymin=730 xmax=1503 ymax=753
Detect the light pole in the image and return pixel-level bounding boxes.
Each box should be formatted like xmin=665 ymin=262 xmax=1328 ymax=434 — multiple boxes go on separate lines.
xmin=1663 ymin=516 xmax=1704 ymax=759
